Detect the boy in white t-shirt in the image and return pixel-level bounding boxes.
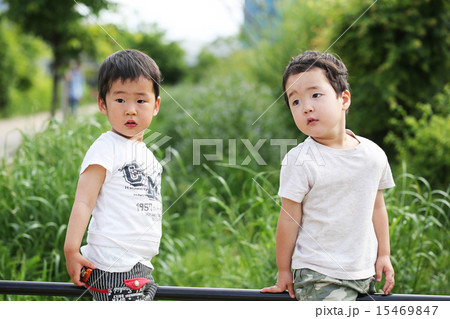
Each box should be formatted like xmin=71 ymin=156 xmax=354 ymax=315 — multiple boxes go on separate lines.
xmin=261 ymin=51 xmax=395 ymax=301
xmin=64 ymin=49 xmax=163 ymax=301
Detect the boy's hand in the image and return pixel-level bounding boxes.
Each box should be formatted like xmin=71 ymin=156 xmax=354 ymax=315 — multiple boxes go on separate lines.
xmin=65 ymin=251 xmax=96 ymax=286
xmin=375 ymin=255 xmax=395 ymax=295
xmin=260 ymin=270 xmax=295 ymax=299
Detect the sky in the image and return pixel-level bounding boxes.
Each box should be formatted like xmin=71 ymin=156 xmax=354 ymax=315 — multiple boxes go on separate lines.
xmin=99 ymin=0 xmax=245 ymax=60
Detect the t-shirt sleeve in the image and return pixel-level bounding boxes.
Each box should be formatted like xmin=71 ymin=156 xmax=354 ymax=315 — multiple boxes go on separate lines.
xmin=80 ymin=137 xmax=114 ymax=175
xmin=278 ymin=148 xmax=310 ymax=203
xmin=378 ymin=157 xmax=395 ymax=190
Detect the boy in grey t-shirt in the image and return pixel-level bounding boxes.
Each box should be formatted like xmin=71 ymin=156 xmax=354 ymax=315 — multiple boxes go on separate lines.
xmin=261 ymin=51 xmax=395 ymax=301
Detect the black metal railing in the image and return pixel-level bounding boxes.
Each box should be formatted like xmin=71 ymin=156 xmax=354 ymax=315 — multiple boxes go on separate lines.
xmin=1 ymin=280 xmax=449 ymax=301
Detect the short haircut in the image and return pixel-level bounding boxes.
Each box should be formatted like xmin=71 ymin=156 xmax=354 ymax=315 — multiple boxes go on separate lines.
xmin=282 ymin=50 xmax=349 ymax=108
xmin=97 ymin=49 xmax=161 ymax=104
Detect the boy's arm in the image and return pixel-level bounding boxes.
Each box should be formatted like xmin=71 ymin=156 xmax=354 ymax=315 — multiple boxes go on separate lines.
xmin=64 ymin=164 xmax=106 ymax=286
xmin=261 ymin=197 xmax=302 ymax=298
xmin=372 ymin=189 xmax=395 ymax=295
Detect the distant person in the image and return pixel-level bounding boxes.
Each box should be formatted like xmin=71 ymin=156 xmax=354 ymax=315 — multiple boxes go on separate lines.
xmin=66 ymin=62 xmax=85 ymax=114
xmin=64 ymin=49 xmax=163 ymax=301
xmin=261 ymin=50 xmax=395 ymax=300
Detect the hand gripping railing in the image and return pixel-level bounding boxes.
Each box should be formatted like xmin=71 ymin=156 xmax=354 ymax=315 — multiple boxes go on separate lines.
xmin=1 ymin=280 xmax=450 ymax=301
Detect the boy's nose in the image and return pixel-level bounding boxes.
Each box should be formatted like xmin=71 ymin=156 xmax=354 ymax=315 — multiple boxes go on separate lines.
xmin=125 ymin=105 xmax=137 ymax=115
xmin=303 ymin=103 xmax=313 ymax=113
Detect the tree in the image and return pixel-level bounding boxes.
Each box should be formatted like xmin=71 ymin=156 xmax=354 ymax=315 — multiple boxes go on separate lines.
xmin=123 ymin=25 xmax=188 ymax=84
xmin=332 ymin=0 xmax=450 ymax=150
xmin=0 ymin=17 xmax=48 ymax=116
xmin=0 ymin=18 xmax=16 ymax=113
xmin=4 ymin=0 xmax=110 ymax=116
xmin=386 ymin=83 xmax=450 ymax=188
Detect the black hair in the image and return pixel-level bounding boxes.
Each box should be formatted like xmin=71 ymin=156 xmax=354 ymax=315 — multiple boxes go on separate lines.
xmin=282 ymin=50 xmax=349 ymax=108
xmin=97 ymin=49 xmax=161 ymax=104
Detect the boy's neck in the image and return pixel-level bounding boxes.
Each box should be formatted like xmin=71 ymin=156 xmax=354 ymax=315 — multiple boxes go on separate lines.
xmin=311 ymin=129 xmax=360 ymax=150
xmin=110 ymin=129 xmax=144 ymax=142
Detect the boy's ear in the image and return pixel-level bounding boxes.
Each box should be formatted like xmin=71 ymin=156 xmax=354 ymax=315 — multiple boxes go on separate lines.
xmin=98 ymin=97 xmax=107 ymax=115
xmin=341 ymin=90 xmax=351 ymax=111
xmin=153 ymin=96 xmax=161 ymax=116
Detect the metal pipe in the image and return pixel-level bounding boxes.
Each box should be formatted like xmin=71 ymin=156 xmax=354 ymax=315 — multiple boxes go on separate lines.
xmin=1 ymin=280 xmax=450 ymax=301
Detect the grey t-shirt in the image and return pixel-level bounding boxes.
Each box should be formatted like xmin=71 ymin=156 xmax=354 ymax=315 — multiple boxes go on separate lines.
xmin=278 ymin=130 xmax=395 ymax=280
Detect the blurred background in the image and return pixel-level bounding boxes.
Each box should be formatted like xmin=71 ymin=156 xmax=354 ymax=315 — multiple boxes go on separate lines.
xmin=0 ymin=0 xmax=449 ymax=300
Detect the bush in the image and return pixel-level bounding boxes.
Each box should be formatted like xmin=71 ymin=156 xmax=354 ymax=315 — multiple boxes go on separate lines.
xmin=238 ymin=0 xmax=342 ymax=97
xmin=153 ymin=73 xmax=298 ymax=177
xmin=332 ymin=0 xmax=450 ymax=148
xmin=0 ymin=18 xmax=52 ymax=117
xmin=387 ymin=84 xmax=450 ymax=189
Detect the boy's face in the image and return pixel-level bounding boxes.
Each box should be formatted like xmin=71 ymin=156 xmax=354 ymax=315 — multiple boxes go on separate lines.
xmin=285 ymin=68 xmax=350 ymax=146
xmin=98 ymin=76 xmax=160 ymax=142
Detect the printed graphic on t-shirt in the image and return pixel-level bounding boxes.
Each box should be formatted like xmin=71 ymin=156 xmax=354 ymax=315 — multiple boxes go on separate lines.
xmin=119 ymin=161 xmax=161 ymax=202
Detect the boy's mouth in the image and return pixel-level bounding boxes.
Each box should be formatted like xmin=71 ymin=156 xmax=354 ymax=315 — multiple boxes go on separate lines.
xmin=307 ymin=118 xmax=318 ymax=125
xmin=125 ymin=120 xmax=137 ymax=128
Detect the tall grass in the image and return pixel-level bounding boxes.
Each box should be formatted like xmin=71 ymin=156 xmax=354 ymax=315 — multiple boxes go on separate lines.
xmin=386 ymin=165 xmax=450 ymax=294
xmin=1 ymin=79 xmax=449 ymax=300
xmin=153 ymin=161 xmax=280 ymax=289
xmin=153 ymin=157 xmax=450 ymax=295
xmin=0 ymin=115 xmax=108 ymax=300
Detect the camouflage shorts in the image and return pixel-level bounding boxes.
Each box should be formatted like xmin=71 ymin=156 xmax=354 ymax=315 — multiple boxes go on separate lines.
xmin=293 ymin=268 xmax=375 ymax=301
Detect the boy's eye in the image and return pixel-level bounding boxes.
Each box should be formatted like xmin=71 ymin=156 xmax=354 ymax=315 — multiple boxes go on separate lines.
xmin=116 ymin=98 xmax=125 ymax=103
xmin=312 ymin=93 xmax=322 ymax=98
xmin=137 ymin=99 xmax=145 ymax=104
xmin=291 ymin=99 xmax=300 ymax=107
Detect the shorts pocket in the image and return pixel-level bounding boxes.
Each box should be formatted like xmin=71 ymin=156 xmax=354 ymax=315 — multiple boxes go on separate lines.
xmin=124 ymin=277 xmax=150 ymax=290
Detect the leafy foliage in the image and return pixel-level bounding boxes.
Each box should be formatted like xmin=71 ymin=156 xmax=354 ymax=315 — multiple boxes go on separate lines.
xmin=237 ymin=0 xmax=341 ymax=97
xmin=332 ymin=0 xmax=450 ymax=148
xmin=4 ymin=0 xmax=110 ymax=115
xmin=0 ymin=19 xmax=15 ymax=111
xmin=0 ymin=15 xmax=188 ymax=117
xmin=117 ymin=25 xmax=188 ymax=84
xmin=153 ymin=74 xmax=297 ymax=177
xmin=80 ymin=23 xmax=189 ymax=85
xmin=387 ymin=84 xmax=450 ymax=189
xmin=0 ymin=18 xmax=52 ymax=117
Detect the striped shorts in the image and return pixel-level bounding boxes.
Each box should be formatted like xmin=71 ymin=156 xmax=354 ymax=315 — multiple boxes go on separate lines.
xmin=85 ymin=263 xmax=158 ymax=301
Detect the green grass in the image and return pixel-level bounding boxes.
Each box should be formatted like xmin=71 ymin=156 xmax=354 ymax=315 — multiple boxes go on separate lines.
xmin=386 ymin=166 xmax=450 ymax=294
xmin=0 ymin=115 xmax=108 ymax=300
xmin=1 ymin=80 xmax=449 ymax=300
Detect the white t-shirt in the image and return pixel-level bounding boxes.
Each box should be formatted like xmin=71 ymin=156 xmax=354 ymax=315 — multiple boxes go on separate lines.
xmin=80 ymin=131 xmax=163 ymax=272
xmin=278 ymin=130 xmax=395 ymax=280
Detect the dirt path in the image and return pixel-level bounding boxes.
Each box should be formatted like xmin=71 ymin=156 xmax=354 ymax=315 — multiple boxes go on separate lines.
xmin=0 ymin=104 xmax=98 ymax=159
